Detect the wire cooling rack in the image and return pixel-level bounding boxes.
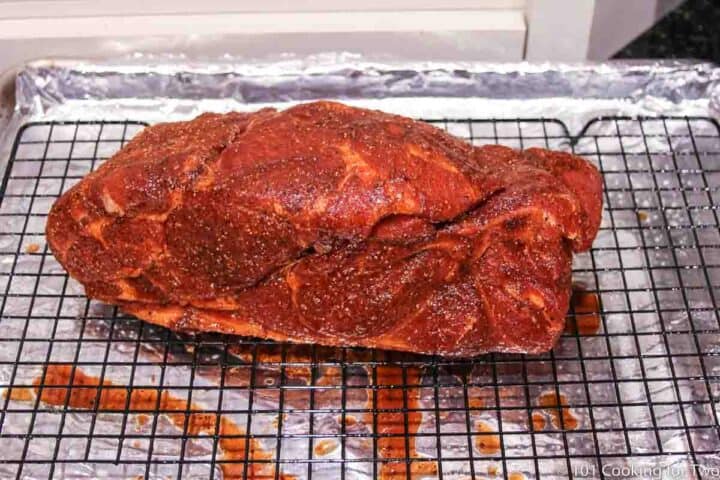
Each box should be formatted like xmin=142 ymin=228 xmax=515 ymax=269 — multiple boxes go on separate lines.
xmin=0 ymin=117 xmax=719 ymax=480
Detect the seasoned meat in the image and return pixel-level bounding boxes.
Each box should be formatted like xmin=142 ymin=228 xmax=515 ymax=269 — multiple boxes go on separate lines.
xmin=46 ymin=101 xmax=602 ymax=356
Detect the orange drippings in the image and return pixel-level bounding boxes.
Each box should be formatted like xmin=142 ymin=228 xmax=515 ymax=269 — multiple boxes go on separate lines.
xmin=315 ymin=368 xmax=342 ymax=387
xmin=342 ymin=415 xmax=358 ymax=426
xmin=508 ymin=472 xmax=527 ymax=480
xmin=537 ymin=391 xmax=579 ymax=430
xmin=271 ymin=413 xmax=287 ymax=429
xmin=407 ymin=462 xmax=439 ymax=477
xmin=566 ymin=285 xmax=601 ymax=335
xmin=467 ymin=389 xmax=484 ymax=409
xmin=136 ymin=413 xmax=150 ymax=427
xmin=227 ymin=345 xmax=312 ymax=382
xmin=25 ymin=243 xmax=40 ymax=254
xmin=4 ymin=387 xmax=34 ymax=401
xmin=31 ymin=364 xmax=283 ymax=479
xmin=375 ymin=366 xmax=438 ymax=479
xmin=637 ymin=211 xmax=649 ymax=222
xmin=361 ymin=368 xmax=376 ymax=428
xmin=313 ymin=439 xmax=338 ymax=456
xmin=488 ymin=463 xmax=499 ymax=476
xmin=314 ymin=366 xmax=343 ymax=422
xmin=475 ymin=421 xmax=501 ymax=455
xmin=531 ymin=411 xmax=546 ymax=431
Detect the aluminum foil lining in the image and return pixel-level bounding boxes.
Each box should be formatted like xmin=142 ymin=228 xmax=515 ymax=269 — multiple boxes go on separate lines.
xmin=3 ymin=55 xmax=720 ymax=145
xmin=1 ymin=55 xmax=719 ymax=166
xmin=1 ymin=55 xmax=719 ymax=480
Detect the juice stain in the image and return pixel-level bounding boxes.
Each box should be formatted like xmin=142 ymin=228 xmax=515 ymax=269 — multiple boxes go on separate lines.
xmin=475 ymin=421 xmax=501 ymax=455
xmin=226 ymin=344 xmax=313 ymax=382
xmin=531 ymin=411 xmax=546 ymax=431
xmin=28 ymin=364 xmax=292 ymax=480
xmin=313 ymin=439 xmax=339 ymax=456
xmin=537 ymin=390 xmax=579 ymax=430
xmin=341 ymin=415 xmax=358 ymax=426
xmin=508 ymin=473 xmax=527 ymax=480
xmin=467 ymin=386 xmax=485 ymax=409
xmin=566 ymin=284 xmax=601 ymax=335
xmin=375 ymin=366 xmax=438 ymax=479
xmin=4 ymin=387 xmax=34 ymax=401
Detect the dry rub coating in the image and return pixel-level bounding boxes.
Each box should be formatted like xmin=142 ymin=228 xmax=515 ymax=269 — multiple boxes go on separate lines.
xmin=46 ymin=101 xmax=602 ymax=356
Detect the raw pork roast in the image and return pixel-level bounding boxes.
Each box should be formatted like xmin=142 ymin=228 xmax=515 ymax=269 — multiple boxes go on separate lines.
xmin=47 ymin=101 xmax=602 ymax=356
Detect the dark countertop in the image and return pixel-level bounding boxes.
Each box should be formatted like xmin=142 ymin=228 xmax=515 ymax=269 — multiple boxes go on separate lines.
xmin=614 ymin=0 xmax=720 ymax=63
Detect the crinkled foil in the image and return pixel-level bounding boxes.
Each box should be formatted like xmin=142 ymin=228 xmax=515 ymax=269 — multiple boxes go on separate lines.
xmin=2 ymin=55 xmax=719 ymax=169
xmin=1 ymin=54 xmax=719 ymax=480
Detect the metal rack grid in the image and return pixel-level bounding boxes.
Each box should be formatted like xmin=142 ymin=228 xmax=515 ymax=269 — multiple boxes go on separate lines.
xmin=0 ymin=116 xmax=718 ymax=479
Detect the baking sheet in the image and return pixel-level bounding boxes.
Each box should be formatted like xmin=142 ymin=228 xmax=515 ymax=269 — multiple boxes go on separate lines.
xmin=0 ymin=55 xmax=719 ymax=480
